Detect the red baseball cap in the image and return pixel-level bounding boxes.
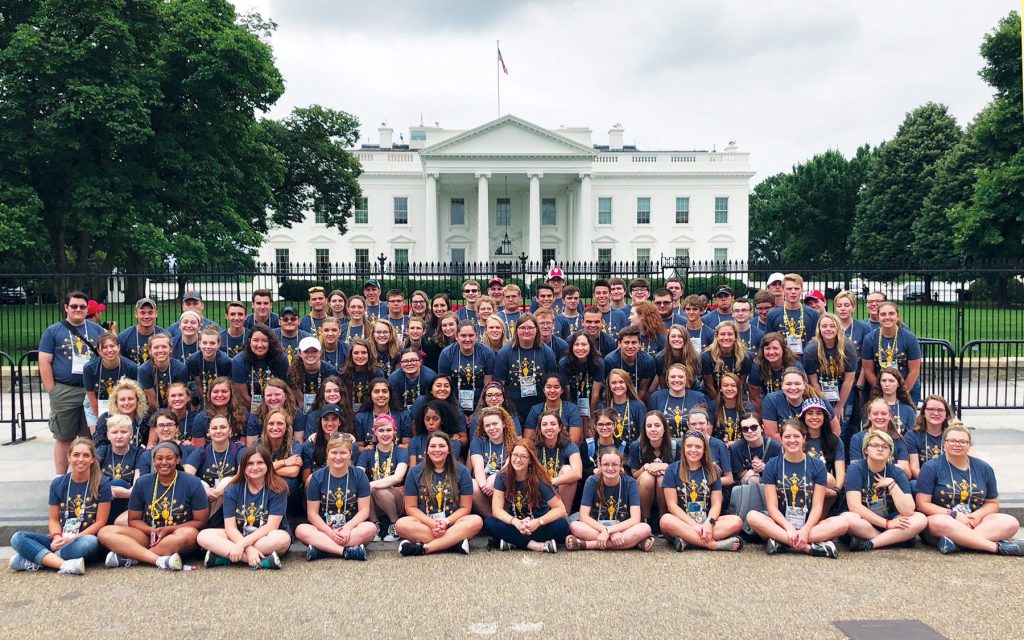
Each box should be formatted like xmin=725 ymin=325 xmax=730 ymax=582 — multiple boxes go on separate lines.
xmin=803 ymin=290 xmax=825 ymax=303
xmin=86 ymin=300 xmax=106 ymax=315
xmin=546 ymin=267 xmax=565 ymax=281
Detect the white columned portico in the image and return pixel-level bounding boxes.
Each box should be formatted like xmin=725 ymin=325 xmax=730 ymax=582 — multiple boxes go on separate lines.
xmin=577 ymin=173 xmax=592 ymax=258
xmin=424 ymin=173 xmax=439 ymax=261
xmin=528 ymin=173 xmax=542 ymax=261
xmin=476 ymin=173 xmax=491 ymax=262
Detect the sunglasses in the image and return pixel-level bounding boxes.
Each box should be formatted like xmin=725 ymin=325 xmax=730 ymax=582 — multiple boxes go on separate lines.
xmin=463 ymin=288 xmax=479 ymax=293
xmin=739 ymin=425 xmax=760 ymax=433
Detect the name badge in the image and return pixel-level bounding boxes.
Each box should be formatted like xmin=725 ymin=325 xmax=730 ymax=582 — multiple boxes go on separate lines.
xmin=577 ymin=397 xmax=591 ymax=418
xmin=686 ymin=502 xmax=706 ymax=524
xmin=785 ymin=505 xmax=807 ymax=529
xmin=71 ymin=352 xmax=91 ymax=375
xmin=952 ymin=503 xmax=972 ymax=516
xmin=786 ymin=334 xmax=803 ymax=355
xmin=429 ymin=511 xmax=448 ymax=522
xmin=326 ymin=513 xmax=347 ymax=529
xmin=62 ymin=517 xmax=83 ymax=536
xmin=690 ymin=337 xmax=703 ymax=354
xmin=598 ymin=519 xmax=617 ymax=527
xmin=97 ymin=399 xmax=110 ymax=416
xmin=866 ymin=498 xmax=888 ymax=518
xmin=459 ymin=389 xmax=475 ymax=411
xmin=242 ymin=524 xmax=258 ymax=536
xmin=250 ymin=394 xmax=263 ymax=412
xmin=303 ymin=393 xmax=316 ymax=413
xmin=519 ymin=375 xmax=537 ymax=397
xmin=822 ymin=380 xmax=839 ymax=402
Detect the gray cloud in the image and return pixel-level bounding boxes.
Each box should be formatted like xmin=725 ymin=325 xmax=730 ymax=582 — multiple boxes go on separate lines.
xmin=266 ymin=0 xmax=554 ymax=33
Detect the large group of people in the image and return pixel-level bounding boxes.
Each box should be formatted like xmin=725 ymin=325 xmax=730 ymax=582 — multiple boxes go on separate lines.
xmin=16 ymin=269 xmax=1019 ymax=574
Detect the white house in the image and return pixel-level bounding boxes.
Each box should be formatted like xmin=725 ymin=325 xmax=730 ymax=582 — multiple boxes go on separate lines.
xmin=258 ymin=114 xmax=754 ymax=268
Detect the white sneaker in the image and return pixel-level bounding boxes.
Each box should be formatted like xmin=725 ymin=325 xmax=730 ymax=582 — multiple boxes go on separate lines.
xmin=156 ymin=553 xmax=183 ymax=571
xmin=9 ymin=554 xmax=40 ymax=572
xmin=105 ymin=552 xmax=139 ymax=568
xmin=373 ymin=522 xmax=382 ymax=542
xmin=57 ymin=558 xmax=86 ymax=576
xmin=382 ymin=524 xmax=400 ymax=543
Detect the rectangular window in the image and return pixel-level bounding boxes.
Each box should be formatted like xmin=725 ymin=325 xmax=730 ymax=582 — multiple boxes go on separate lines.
xmin=542 ymin=248 xmax=556 ymax=266
xmin=315 ymin=248 xmax=330 ymax=276
xmin=275 ymin=248 xmax=290 ymax=274
xmin=675 ymin=197 xmax=690 ymax=224
xmin=541 ymin=198 xmax=556 ymax=226
xmin=395 ymin=248 xmax=409 ymax=274
xmin=636 ymin=248 xmax=651 ymax=264
xmin=675 ymin=247 xmax=690 ymax=262
xmin=451 ymin=248 xmax=466 ymax=264
xmin=636 ymin=197 xmax=651 ymax=224
xmin=355 ymin=248 xmax=370 ymax=267
xmin=394 ymin=197 xmax=408 ymax=224
xmin=354 ymin=197 xmax=368 ymax=224
xmin=496 ymin=198 xmax=511 ymax=227
xmin=714 ymin=248 xmax=728 ymax=263
xmin=714 ymin=196 xmax=729 ymax=224
xmin=449 ymin=198 xmax=465 ymax=226
xmin=597 ymin=197 xmax=612 ymax=225
xmin=598 ymin=248 xmax=612 ymax=264
xmin=314 ymin=206 xmax=327 ymax=225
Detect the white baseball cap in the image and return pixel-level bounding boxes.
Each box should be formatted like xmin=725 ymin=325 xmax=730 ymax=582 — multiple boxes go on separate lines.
xmin=299 ymin=336 xmax=322 ymax=352
xmin=767 ymin=272 xmax=785 ymax=285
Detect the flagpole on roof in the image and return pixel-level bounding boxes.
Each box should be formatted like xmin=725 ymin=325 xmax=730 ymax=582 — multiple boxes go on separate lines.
xmin=496 ymin=40 xmax=501 ymax=117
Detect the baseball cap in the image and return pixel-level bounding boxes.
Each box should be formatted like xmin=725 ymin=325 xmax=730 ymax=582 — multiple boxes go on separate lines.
xmin=804 ymin=290 xmax=825 ymax=303
xmin=767 ymin=272 xmax=785 ymax=286
xmin=86 ymin=300 xmax=106 ymax=315
xmin=280 ymin=305 xmax=299 ymax=317
xmin=299 ymin=336 xmax=322 ymax=352
xmin=319 ymin=404 xmax=342 ymax=418
xmin=182 ymin=290 xmax=202 ymax=302
xmin=546 ymin=267 xmax=565 ymax=281
xmin=135 ymin=297 xmax=156 ymax=310
xmin=799 ymin=397 xmax=830 ymax=416
xmin=488 ymin=277 xmax=504 ymax=287
xmin=714 ymin=285 xmax=733 ymax=297
xmin=364 ymin=278 xmax=381 ymax=289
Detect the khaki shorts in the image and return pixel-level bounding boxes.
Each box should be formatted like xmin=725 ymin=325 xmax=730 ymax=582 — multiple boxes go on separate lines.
xmin=48 ymin=382 xmax=89 ymax=442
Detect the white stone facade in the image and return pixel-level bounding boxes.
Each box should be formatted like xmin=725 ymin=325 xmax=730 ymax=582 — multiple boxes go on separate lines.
xmin=258 ymin=115 xmax=754 ymax=267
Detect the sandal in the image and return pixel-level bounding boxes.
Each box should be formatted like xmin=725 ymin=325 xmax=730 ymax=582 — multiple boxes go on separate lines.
xmin=564 ymin=535 xmax=585 ymax=552
xmin=715 ymin=536 xmax=744 ymax=552
xmin=636 ymin=535 xmax=655 ymax=552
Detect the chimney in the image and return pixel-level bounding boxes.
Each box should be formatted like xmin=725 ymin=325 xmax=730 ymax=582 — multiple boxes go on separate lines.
xmin=608 ymin=123 xmax=624 ymax=151
xmin=379 ymin=125 xmax=393 ymax=150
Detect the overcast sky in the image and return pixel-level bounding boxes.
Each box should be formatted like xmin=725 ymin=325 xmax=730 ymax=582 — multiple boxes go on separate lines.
xmin=232 ymin=1 xmax=1014 ymax=182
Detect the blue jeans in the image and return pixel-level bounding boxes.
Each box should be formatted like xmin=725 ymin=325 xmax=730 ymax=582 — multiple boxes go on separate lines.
xmin=10 ymin=531 xmax=102 ymax=565
xmin=484 ymin=516 xmax=570 ymax=549
xmin=109 ymin=478 xmax=132 ymax=520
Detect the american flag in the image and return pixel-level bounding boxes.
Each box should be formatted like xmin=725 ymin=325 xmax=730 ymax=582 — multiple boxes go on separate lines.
xmin=497 ymin=46 xmax=508 ymax=75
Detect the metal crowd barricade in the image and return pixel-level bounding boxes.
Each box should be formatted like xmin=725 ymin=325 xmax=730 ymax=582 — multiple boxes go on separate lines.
xmin=957 ymin=340 xmax=1024 ymax=416
xmin=918 ymin=338 xmax=958 ymax=416
xmin=16 ymin=350 xmax=45 ymax=442
xmin=0 ymin=351 xmax=20 ymax=444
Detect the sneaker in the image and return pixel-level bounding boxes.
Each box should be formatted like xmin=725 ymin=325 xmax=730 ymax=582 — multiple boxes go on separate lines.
xmin=498 ymin=539 xmax=510 ymax=552
xmin=9 ymin=554 xmax=40 ymax=572
xmin=455 ymin=539 xmax=471 ymax=555
xmin=156 ymin=553 xmax=183 ymax=571
xmin=104 ymin=552 xmax=138 ymax=568
xmin=543 ymin=539 xmax=557 ymax=554
xmin=343 ymin=544 xmax=367 ymax=561
xmin=673 ymin=536 xmax=687 ymax=552
xmin=996 ymin=540 xmax=1024 ymax=556
xmin=260 ymin=552 xmax=283 ymax=569
xmin=564 ymin=535 xmax=585 ymax=552
xmin=937 ymin=536 xmax=960 ymax=555
xmin=373 ymin=522 xmax=383 ymax=542
xmin=399 ymin=540 xmax=425 ymax=557
xmin=765 ymin=539 xmax=784 ymax=555
xmin=848 ymin=536 xmax=874 ymax=552
xmin=809 ymin=541 xmax=839 ymax=559
xmin=57 ymin=558 xmax=86 ymax=576
xmin=306 ymin=545 xmax=328 ymax=562
xmin=382 ymin=524 xmax=400 ymax=543
xmin=203 ymin=551 xmax=231 ymax=568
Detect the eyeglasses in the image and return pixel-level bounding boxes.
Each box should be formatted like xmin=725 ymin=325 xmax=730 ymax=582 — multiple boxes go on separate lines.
xmin=945 ymin=439 xmax=970 ymax=446
xmin=400 ymin=358 xmax=420 ymax=365
xmin=866 ymin=443 xmax=891 ymax=451
xmin=595 ymin=421 xmax=615 ymax=428
xmin=67 ymin=304 xmax=87 ymax=310
xmin=654 ymin=301 xmax=672 ymax=306
xmin=509 ymin=453 xmax=530 ymax=461
xmin=463 ymin=288 xmax=479 ymax=294
xmin=280 ymin=316 xmax=298 ymax=322
xmin=924 ymin=407 xmax=946 ymax=413
xmin=739 ymin=425 xmax=759 ymax=433
xmin=484 ymin=392 xmax=503 ymax=399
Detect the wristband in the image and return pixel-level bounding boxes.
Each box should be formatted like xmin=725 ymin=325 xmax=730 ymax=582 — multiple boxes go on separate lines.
xmin=946 ymin=509 xmax=956 ymax=518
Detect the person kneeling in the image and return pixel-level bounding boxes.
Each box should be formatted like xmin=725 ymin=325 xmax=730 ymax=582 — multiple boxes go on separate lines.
xmin=484 ymin=438 xmax=569 ymax=553
xmin=197 ymin=446 xmax=292 ymax=569
xmin=98 ymin=442 xmax=209 ymax=570
xmin=843 ymin=430 xmax=926 ymax=551
xmin=566 ymin=448 xmax=653 ymax=552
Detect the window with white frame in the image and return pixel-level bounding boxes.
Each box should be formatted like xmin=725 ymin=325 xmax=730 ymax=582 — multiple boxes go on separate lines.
xmin=394 ymin=197 xmax=409 ymax=224
xmin=675 ymin=197 xmax=690 ymax=224
xmin=354 ymin=197 xmax=368 ymax=224
xmin=714 ymin=197 xmax=729 ymax=224
xmin=450 ymin=198 xmax=465 ymax=226
xmin=636 ymin=248 xmax=651 ymax=264
xmin=636 ymin=197 xmax=651 ymax=224
xmin=598 ymin=248 xmax=612 ymax=264
xmin=315 ymin=248 xmax=330 ymax=276
xmin=496 ymin=198 xmax=511 ymax=227
xmin=597 ymin=197 xmax=612 ymax=225
xmin=275 ymin=248 xmax=290 ymax=274
xmin=714 ymin=247 xmax=728 ymax=263
xmin=541 ymin=198 xmax=556 ymax=226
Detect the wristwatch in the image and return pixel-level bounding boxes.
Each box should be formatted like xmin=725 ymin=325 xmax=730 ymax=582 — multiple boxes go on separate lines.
xmin=708 ymin=517 xmax=717 ymax=525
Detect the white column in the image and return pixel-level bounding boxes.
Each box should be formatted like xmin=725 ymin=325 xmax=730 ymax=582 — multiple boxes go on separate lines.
xmin=476 ymin=173 xmax=490 ymax=262
xmin=424 ymin=173 xmax=439 ymax=261
xmin=528 ymin=173 xmax=542 ymax=261
xmin=577 ymin=173 xmax=593 ymax=258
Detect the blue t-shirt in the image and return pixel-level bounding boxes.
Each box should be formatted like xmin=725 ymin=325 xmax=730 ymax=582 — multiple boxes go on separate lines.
xmin=354 ymin=410 xmax=412 ymax=446
xmin=861 ymin=326 xmax=923 ymax=386
xmin=603 ymin=350 xmax=657 ymax=391
xmin=437 ymin=343 xmax=495 ymax=409
xmin=845 ymin=460 xmax=911 ymax=518
xmin=558 ymin=313 xmax=584 ymax=339
xmin=599 ymin=309 xmax=628 ymax=338
xmin=245 ymin=313 xmax=279 ymax=330
xmin=305 ymin=466 xmax=371 ymax=520
xmin=626 ymin=439 xmax=674 ymax=471
xmin=915 ymin=456 xmax=998 ymax=512
xmin=805 ymin=435 xmax=846 ymax=473
xmin=186 ymin=442 xmax=245 ymax=486
xmin=905 ymin=430 xmax=944 ymax=467
xmin=339 ymin=320 xmax=367 ymax=346
xmin=849 ymin=430 xmax=910 ymax=465
xmin=49 ymin=474 xmax=113 ymax=530
xmin=662 ymin=461 xmax=722 ymax=520
xmin=128 ymin=472 xmax=209 ymax=526
xmin=469 ymin=437 xmax=509 ymax=476
xmin=82 ymin=357 xmax=138 ymax=400
xmin=765 ymin=306 xmax=819 ymax=345
xmin=538 ymin=441 xmax=580 ymax=479
xmin=736 ymin=325 xmax=765 ymax=353
xmin=605 ymin=399 xmax=648 ymax=443
xmin=525 ymin=400 xmax=582 ymax=434
xmin=93 ymin=413 xmax=148 ymax=449
xmin=708 ymin=436 xmax=733 ymax=476
xmin=714 ymin=401 xmax=755 ymax=445
xmin=580 ymin=474 xmax=640 ymax=522
xmin=38 ymin=320 xmax=106 ymax=386
xmin=454 ymin=307 xmax=477 ymax=323
xmin=136 ymin=359 xmax=189 ymax=407
xmin=299 ymin=314 xmax=330 ymax=339
xmin=167 ymin=317 xmax=220 ymax=339
xmin=703 ymin=310 xmax=734 ymax=329
xmin=841 ymin=320 xmax=873 ymax=373
xmin=388 ymin=367 xmax=438 ymax=410
xmin=467 ymin=412 xmax=517 ymax=437
xmin=220 ymin=329 xmax=248 ymax=358
xmin=748 ymin=360 xmax=805 ymax=397
xmin=801 ymin=340 xmax=857 ymax=385
xmin=730 ymin=438 xmax=783 ymax=473
xmin=636 ymin=333 xmax=666 ymax=357
xmin=274 ymin=329 xmax=313 ymax=366
xmin=230 ymin=352 xmax=290 ymax=403
xmin=357 ymin=445 xmax=411 ymax=481
xmin=886 ymin=401 xmax=917 ymax=435
xmin=186 ymin=351 xmax=235 ymax=398
xmin=192 ymin=410 xmax=253 ymax=441
xmin=403 ymin=463 xmax=474 ymax=515
xmin=700 ymin=351 xmax=753 ymax=388
xmin=321 ymin=343 xmax=350 ymax=370
xmin=558 ymin=358 xmax=606 ymax=407
xmin=492 ymin=344 xmax=558 ymax=407
xmin=686 ymin=324 xmax=715 ymax=351
xmin=170 ymin=334 xmax=200 ymax=363
xmin=495 ymin=310 xmax=522 ymax=341
xmin=222 ymin=481 xmax=290 ymax=532
xmin=407 ymin=434 xmax=463 ymax=462
xmin=541 ymin=335 xmax=570 ymax=361
xmin=96 ymin=443 xmax=143 ymax=482
xmin=117 ymin=325 xmax=167 ymax=365
xmin=762 ymin=454 xmax=827 ymax=514
xmin=647 ymin=389 xmax=713 ymax=438
xmin=494 ymin=473 xmax=556 ymax=519
xmin=762 ymin=390 xmax=836 ymax=424
xmin=138 ymin=442 xmax=197 ymax=475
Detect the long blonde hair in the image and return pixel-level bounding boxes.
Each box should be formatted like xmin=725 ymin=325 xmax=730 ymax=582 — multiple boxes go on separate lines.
xmin=69 ymin=437 xmax=103 ymax=500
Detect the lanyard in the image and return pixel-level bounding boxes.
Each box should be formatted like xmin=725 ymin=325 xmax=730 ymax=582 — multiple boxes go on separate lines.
xmin=457 ymin=348 xmax=477 ymax=390
xmin=150 ymin=472 xmax=178 ymax=524
xmin=515 ymin=347 xmax=537 ymax=378
xmin=374 ymin=446 xmax=395 ymax=478
xmin=64 ymin=476 xmax=85 ymax=521
xmin=782 ymin=456 xmax=810 ymax=509
xmin=747 ymin=440 xmax=768 ymax=467
xmin=327 ymin=469 xmax=352 ymax=515
xmin=211 ymin=444 xmax=231 ymax=480
xmin=878 ymin=326 xmax=900 ymax=367
xmin=542 ymin=445 xmax=560 ymax=475
xmin=99 ymin=361 xmax=122 ymax=397
xmin=947 ymin=458 xmax=973 ymax=509
xmin=245 ymin=484 xmax=268 ymax=527
xmin=784 ymin=306 xmax=805 ymax=337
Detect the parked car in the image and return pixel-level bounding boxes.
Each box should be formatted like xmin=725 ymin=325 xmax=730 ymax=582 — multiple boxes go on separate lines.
xmin=903 ymin=283 xmax=938 ymax=302
xmin=0 ymin=286 xmax=27 ymax=304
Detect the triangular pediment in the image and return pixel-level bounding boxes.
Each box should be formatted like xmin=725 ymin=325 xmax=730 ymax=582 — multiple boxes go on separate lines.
xmin=420 ymin=115 xmax=597 ymax=159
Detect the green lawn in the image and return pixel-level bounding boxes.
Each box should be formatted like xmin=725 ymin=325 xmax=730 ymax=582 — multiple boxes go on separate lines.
xmin=0 ymin=299 xmax=1020 ymax=362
